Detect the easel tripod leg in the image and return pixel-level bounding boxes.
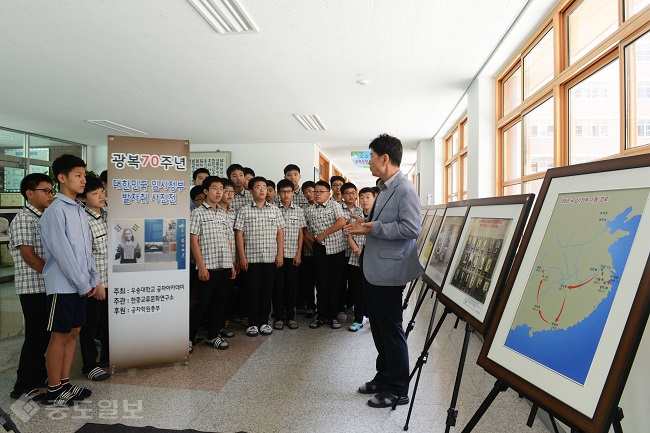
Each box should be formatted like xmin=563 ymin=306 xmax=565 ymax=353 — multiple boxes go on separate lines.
xmin=444 ymin=323 xmax=474 ymax=433
xmin=460 ymin=380 xmax=508 ymax=433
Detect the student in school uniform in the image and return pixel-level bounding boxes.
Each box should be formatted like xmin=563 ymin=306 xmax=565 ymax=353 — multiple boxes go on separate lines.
xmin=329 ymin=175 xmax=345 ymax=203
xmin=191 ymin=168 xmax=210 ymax=209
xmin=347 ymin=187 xmax=376 ymax=332
xmin=297 ymin=181 xmax=316 ymax=318
xmin=218 ymin=178 xmax=238 ymax=336
xmin=40 ymin=154 xmax=100 ymax=406
xmin=303 ymin=181 xmax=347 ymax=329
xmin=189 ymin=176 xmax=236 ymax=353
xmin=243 ymin=167 xmax=255 ymax=191
xmin=265 ymin=180 xmax=276 ymax=204
xmin=337 ymin=182 xmax=364 ymax=321
xmin=78 ymin=175 xmax=111 ymax=381
xmin=235 ymin=177 xmax=285 ymax=337
xmin=273 ymin=179 xmax=306 ymax=330
xmin=8 ymin=173 xmax=54 ymax=401
xmin=227 ymin=164 xmax=252 ymax=213
xmin=274 ymin=164 xmax=308 ymax=208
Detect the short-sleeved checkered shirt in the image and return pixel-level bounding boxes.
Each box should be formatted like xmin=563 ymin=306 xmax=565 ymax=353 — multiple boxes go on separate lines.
xmin=341 ymin=203 xmax=363 ymax=257
xmin=190 ymin=203 xmax=234 ymax=270
xmin=348 ymin=233 xmax=366 ymax=267
xmin=85 ymin=206 xmax=108 ymax=288
xmin=278 ymin=203 xmax=306 ymax=258
xmin=304 ymin=199 xmax=346 ymax=255
xmin=234 ymin=201 xmax=285 ymax=263
xmin=231 ymin=188 xmax=252 ymax=213
xmin=9 ymin=204 xmax=46 ymax=295
xmin=217 ymin=203 xmax=237 ymax=263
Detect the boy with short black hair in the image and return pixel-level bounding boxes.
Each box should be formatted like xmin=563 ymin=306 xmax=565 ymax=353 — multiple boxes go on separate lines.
xmin=297 ymin=181 xmax=317 ymax=318
xmin=189 ymin=176 xmax=236 ymax=352
xmin=190 ymin=185 xmax=206 ymax=209
xmin=227 ymin=164 xmax=252 ymax=212
xmin=347 ymin=187 xmax=376 ymax=331
xmin=235 ymin=177 xmax=285 ymax=337
xmin=9 ymin=173 xmax=54 ymax=401
xmin=304 ymin=180 xmax=347 ymax=329
xmin=273 ymin=179 xmax=306 ymax=330
xmin=243 ymin=167 xmax=255 ymax=190
xmin=337 ymin=182 xmax=363 ymax=321
xmin=266 ymin=180 xmax=276 ymax=204
xmin=277 ymin=164 xmax=308 ymax=208
xmin=330 ymin=175 xmax=345 ymax=203
xmin=40 ymin=154 xmax=100 ymax=406
xmin=78 ymin=175 xmax=111 ymax=380
xmin=191 ymin=168 xmax=210 ymax=209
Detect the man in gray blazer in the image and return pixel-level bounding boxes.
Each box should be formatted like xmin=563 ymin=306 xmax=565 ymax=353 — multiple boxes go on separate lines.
xmin=345 ymin=134 xmax=423 ymax=408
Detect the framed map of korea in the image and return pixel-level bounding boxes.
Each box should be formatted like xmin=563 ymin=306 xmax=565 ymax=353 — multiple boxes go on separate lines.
xmin=478 ymin=155 xmax=650 ymax=433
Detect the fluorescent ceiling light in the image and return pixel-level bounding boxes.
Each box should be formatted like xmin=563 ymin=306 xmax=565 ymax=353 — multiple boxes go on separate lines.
xmin=86 ymin=120 xmax=148 ymax=136
xmin=187 ymin=0 xmax=258 ymax=34
xmin=293 ymin=114 xmax=327 ymax=131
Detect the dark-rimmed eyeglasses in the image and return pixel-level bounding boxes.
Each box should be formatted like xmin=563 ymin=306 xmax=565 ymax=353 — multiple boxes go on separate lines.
xmin=33 ymin=188 xmax=55 ymax=196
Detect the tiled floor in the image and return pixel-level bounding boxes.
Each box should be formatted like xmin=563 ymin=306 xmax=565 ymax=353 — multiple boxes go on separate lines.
xmin=0 ymin=287 xmax=555 ymax=433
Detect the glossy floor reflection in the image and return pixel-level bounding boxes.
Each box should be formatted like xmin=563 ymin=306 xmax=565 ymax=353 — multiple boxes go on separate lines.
xmin=0 ymin=287 xmax=554 ymax=433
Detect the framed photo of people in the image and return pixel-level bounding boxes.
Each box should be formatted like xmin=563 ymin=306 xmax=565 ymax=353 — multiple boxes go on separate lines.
xmin=478 ymin=155 xmax=650 ymax=433
xmin=416 ymin=206 xmax=436 ymax=256
xmin=418 ymin=205 xmax=446 ymax=269
xmin=438 ymin=194 xmax=534 ymax=335
xmin=423 ymin=201 xmax=469 ymax=289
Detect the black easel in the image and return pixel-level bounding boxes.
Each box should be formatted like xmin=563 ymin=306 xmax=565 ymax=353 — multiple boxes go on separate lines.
xmin=404 ymin=281 xmax=437 ymax=339
xmin=403 ymin=279 xmax=423 ymax=310
xmin=393 ymin=304 xmax=453 ymax=429
xmin=0 ymin=406 xmax=22 ymax=433
xmin=461 ymin=380 xmax=627 ymax=433
xmin=443 ymin=322 xmax=474 ymax=433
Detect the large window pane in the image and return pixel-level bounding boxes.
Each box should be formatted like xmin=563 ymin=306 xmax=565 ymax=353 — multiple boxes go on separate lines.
xmin=569 ymin=59 xmax=620 ymax=163
xmin=625 ymin=0 xmax=650 ymax=19
xmin=503 ymin=184 xmax=521 ymax=196
xmin=452 ymin=129 xmax=459 ymax=155
xmin=461 ymin=155 xmax=467 ymax=194
xmin=503 ymin=122 xmax=522 ymax=181
xmin=524 ymin=178 xmax=544 ymax=196
xmin=524 ymin=29 xmax=554 ymax=98
xmin=626 ymin=31 xmax=650 ymax=149
xmin=0 ymin=130 xmax=27 ymax=194
xmin=524 ymin=98 xmax=554 ymax=175
xmin=503 ymin=67 xmax=522 ymax=114
xmin=568 ymin=0 xmax=618 ymax=65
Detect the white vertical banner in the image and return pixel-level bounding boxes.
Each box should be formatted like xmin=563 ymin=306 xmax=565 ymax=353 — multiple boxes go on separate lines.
xmin=107 ymin=136 xmax=190 ymax=369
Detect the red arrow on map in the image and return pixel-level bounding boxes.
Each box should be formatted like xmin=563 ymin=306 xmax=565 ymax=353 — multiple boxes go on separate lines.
xmin=568 ymin=275 xmax=597 ymax=289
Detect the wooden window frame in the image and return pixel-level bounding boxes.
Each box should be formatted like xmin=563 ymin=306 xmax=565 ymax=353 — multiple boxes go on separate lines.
xmin=496 ymin=0 xmax=650 ymax=197
xmin=444 ymin=116 xmax=468 ymax=203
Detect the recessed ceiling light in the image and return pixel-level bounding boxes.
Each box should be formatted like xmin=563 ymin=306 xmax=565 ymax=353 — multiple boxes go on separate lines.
xmin=293 ymin=114 xmax=326 ymax=131
xmin=357 ymin=79 xmax=370 ymax=86
xmin=187 ymin=0 xmax=258 ymax=34
xmin=86 ymin=120 xmax=148 ymax=136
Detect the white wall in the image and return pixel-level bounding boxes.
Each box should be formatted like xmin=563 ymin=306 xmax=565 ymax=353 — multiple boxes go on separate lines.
xmin=89 ymin=142 xmax=318 ymax=185
xmin=417 ymin=139 xmax=442 ymax=205
xmin=466 ymin=77 xmax=496 ymax=199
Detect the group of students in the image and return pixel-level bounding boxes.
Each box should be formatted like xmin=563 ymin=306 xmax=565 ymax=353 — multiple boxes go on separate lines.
xmin=8 ymin=154 xmax=378 ymax=407
xmin=187 ymin=162 xmax=379 ymax=353
xmin=9 ymin=154 xmax=111 ymax=407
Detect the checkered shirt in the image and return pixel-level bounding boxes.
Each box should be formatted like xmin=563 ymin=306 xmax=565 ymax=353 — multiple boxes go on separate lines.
xmin=85 ymin=206 xmax=108 ymax=288
xmin=278 ymin=203 xmax=306 ymax=258
xmin=348 ymin=233 xmax=366 ymax=267
xmin=190 ymin=203 xmax=235 ymax=270
xmin=304 ymin=199 xmax=346 ymax=255
xmin=234 ymin=201 xmax=285 ymax=263
xmin=9 ymin=204 xmax=46 ymax=295
xmin=341 ymin=204 xmax=364 ymax=257
xmin=217 ymin=204 xmax=237 ymax=263
xmin=231 ymin=188 xmax=252 ymax=213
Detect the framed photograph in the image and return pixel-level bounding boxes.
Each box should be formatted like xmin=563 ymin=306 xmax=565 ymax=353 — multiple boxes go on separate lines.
xmin=418 ymin=205 xmax=446 ymax=267
xmin=423 ymin=201 xmax=469 ymax=290
xmin=478 ymin=155 xmax=650 ymax=433
xmin=416 ymin=207 xmax=435 ymax=255
xmin=190 ymin=152 xmax=231 ymax=178
xmin=438 ymin=195 xmax=533 ymax=335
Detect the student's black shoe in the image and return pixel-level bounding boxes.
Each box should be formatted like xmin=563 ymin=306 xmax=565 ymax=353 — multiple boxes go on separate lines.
xmin=367 ymin=391 xmax=409 ymax=408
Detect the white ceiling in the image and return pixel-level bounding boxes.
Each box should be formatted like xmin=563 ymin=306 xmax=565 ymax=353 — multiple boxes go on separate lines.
xmin=0 ymin=0 xmax=530 ymax=186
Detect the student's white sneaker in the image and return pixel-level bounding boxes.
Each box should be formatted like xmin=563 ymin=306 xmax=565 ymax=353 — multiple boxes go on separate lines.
xmin=259 ymin=324 xmax=273 ymax=335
